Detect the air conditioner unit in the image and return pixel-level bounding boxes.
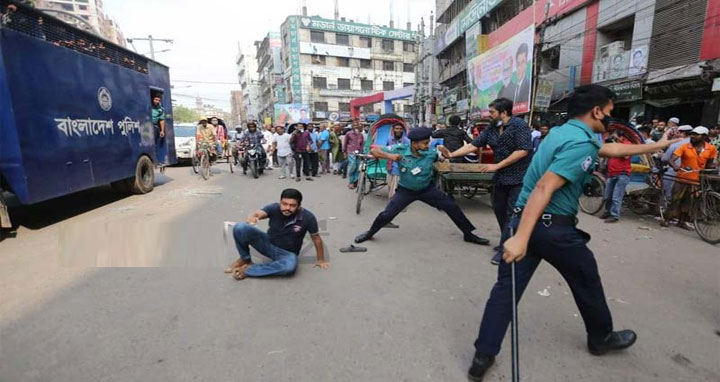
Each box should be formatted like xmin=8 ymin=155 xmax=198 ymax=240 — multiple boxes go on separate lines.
xmin=604 ymin=41 xmax=626 ymax=56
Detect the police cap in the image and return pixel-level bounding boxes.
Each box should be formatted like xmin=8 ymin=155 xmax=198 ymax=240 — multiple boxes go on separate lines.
xmin=408 ymin=127 xmax=433 ymax=141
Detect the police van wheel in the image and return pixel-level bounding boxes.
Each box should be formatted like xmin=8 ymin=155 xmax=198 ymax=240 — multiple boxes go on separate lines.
xmin=130 ymin=156 xmax=155 ymax=194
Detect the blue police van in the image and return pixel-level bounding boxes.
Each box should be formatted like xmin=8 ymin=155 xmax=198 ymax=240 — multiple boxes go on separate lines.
xmin=0 ymin=0 xmax=176 ymax=228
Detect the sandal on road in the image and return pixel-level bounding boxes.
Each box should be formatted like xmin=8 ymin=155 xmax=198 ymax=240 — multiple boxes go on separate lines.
xmin=340 ymin=244 xmax=367 ymax=253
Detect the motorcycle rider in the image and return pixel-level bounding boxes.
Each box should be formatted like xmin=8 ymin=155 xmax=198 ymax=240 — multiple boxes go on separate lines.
xmin=239 ymin=121 xmax=267 ymax=171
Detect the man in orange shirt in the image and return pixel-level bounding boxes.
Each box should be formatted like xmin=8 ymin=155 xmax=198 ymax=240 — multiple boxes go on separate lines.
xmin=663 ymin=126 xmax=717 ymax=228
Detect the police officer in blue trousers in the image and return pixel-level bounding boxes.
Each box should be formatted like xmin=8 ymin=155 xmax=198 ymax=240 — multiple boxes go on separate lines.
xmin=354 ymin=127 xmax=490 ymax=246
xmin=467 ymin=85 xmax=677 ymax=381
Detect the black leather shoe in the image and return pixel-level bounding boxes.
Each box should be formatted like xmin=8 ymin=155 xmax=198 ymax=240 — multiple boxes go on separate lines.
xmin=588 ymin=330 xmax=637 ymax=356
xmin=354 ymin=231 xmax=373 ymax=244
xmin=464 ymin=233 xmax=490 ymax=246
xmin=467 ymin=351 xmax=495 ymax=381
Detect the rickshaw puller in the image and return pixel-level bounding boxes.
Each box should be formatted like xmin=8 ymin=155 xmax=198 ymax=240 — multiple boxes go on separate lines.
xmin=354 ymin=127 xmax=490 ymax=246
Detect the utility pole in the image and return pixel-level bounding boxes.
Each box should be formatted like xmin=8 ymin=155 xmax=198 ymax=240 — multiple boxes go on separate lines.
xmin=529 ymin=2 xmax=551 ymax=125
xmin=428 ymin=11 xmax=435 ymax=126
xmin=126 ymin=35 xmax=174 ymax=60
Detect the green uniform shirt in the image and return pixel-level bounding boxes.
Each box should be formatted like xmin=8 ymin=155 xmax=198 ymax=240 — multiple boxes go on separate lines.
xmin=383 ymin=144 xmax=438 ymax=191
xmin=152 ymin=105 xmax=165 ymax=127
xmin=516 ymin=120 xmax=601 ymax=216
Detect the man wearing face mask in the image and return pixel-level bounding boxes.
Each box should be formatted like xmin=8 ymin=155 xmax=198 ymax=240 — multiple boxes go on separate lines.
xmin=467 ymin=85 xmax=678 ymax=381
xmin=440 ymin=98 xmax=533 ymax=265
xmin=354 ymin=127 xmax=490 ymax=246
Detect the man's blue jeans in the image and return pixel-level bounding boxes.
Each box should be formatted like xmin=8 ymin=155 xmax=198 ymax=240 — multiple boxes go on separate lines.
xmin=232 ymin=223 xmax=298 ymax=277
xmin=604 ymin=174 xmax=630 ymax=218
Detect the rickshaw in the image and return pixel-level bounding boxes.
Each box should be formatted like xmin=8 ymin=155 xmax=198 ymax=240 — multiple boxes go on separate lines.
xmin=354 ymin=114 xmax=409 ymax=214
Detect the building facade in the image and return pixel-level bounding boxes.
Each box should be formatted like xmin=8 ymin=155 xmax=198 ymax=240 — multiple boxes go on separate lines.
xmin=236 ymin=43 xmax=261 ymax=123
xmin=280 ymin=14 xmax=419 ymax=121
xmin=229 ymin=90 xmax=243 ymax=128
xmin=36 ymin=0 xmax=126 ymax=46
xmin=255 ymin=32 xmax=284 ymax=123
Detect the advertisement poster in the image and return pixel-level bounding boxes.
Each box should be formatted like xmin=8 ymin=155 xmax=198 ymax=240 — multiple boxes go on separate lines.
xmin=465 ymin=22 xmax=481 ymax=60
xmin=534 ymin=78 xmax=554 ymax=110
xmin=467 ymin=26 xmax=534 ymax=116
xmin=274 ymin=104 xmax=311 ymax=126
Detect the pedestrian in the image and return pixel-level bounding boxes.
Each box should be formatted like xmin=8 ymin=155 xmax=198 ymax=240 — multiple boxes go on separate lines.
xmin=651 ymin=120 xmax=666 ymax=142
xmin=353 ymin=127 xmax=490 ymax=246
xmin=662 ymin=126 xmax=717 ymax=228
xmin=599 ymin=130 xmax=632 ymax=223
xmin=289 ymin=123 xmax=313 ymax=182
xmin=386 ymin=122 xmax=409 ymax=198
xmin=262 ymin=123 xmax=275 ymax=170
xmin=661 ymin=125 xmax=693 ymax=204
xmin=532 ymin=123 xmax=549 ymax=153
xmin=329 ymin=123 xmax=343 ymax=174
xmin=467 ymin=85 xmax=677 ymax=381
xmin=151 ymin=93 xmax=167 ymax=169
xmin=317 ymin=122 xmax=331 ymax=174
xmin=638 ymin=125 xmax=655 ymax=144
xmin=308 ymin=124 xmax=320 ymax=177
xmin=345 ymin=119 xmax=365 ymax=189
xmin=431 ymin=115 xmax=473 ymax=163
xmin=666 ymin=117 xmax=680 ymax=139
xmin=226 ymin=188 xmax=329 ymax=281
xmin=709 ymin=125 xmax=720 ymax=152
xmin=273 ymin=125 xmax=293 ymax=179
xmin=440 ymin=98 xmax=533 ymax=265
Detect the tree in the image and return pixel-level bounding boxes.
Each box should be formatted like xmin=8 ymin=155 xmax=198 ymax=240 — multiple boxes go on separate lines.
xmin=173 ymin=105 xmax=200 ymax=123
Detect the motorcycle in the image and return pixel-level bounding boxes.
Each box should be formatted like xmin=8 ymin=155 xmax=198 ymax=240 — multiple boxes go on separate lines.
xmin=241 ymin=143 xmax=267 ymax=179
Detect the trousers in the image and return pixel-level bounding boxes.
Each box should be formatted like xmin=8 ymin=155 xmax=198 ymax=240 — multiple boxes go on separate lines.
xmin=232 ymin=223 xmax=298 ymax=277
xmin=294 ymin=151 xmax=310 ymax=177
xmin=604 ymin=174 xmax=630 ymax=218
xmin=308 ymin=152 xmax=319 ymax=176
xmin=367 ymin=185 xmax=476 ymax=237
xmin=278 ymin=155 xmax=292 ymax=178
xmin=474 ymin=216 xmax=613 ymax=356
xmin=492 ymin=183 xmax=523 ymax=251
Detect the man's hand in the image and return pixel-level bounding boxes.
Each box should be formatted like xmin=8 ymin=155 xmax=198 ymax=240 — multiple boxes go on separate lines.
xmin=657 ymin=130 xmax=682 ymax=149
xmin=438 ymin=145 xmax=452 ymax=159
xmin=392 ymin=154 xmax=403 ymax=162
xmin=159 ymin=130 xmax=165 ymax=138
xmin=479 ymin=163 xmax=499 ymax=173
xmin=313 ymin=261 xmax=330 ymax=270
xmin=246 ymin=215 xmax=259 ymax=225
xmin=503 ymin=236 xmax=528 ymax=263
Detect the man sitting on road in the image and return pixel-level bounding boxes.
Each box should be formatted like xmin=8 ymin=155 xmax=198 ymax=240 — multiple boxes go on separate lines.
xmin=354 ymin=127 xmax=490 ymax=246
xmin=226 ymin=188 xmax=329 ymax=280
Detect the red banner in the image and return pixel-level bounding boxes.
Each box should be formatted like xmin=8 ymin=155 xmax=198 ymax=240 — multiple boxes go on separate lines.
xmin=700 ymin=0 xmax=720 ymax=60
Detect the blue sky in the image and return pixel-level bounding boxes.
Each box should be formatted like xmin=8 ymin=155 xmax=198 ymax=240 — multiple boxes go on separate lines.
xmin=104 ymin=0 xmax=434 ymax=110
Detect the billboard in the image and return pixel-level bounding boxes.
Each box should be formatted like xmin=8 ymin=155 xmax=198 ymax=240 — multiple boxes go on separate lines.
xmin=467 ymin=26 xmax=534 ymax=116
xmin=274 ymin=104 xmax=311 ymax=126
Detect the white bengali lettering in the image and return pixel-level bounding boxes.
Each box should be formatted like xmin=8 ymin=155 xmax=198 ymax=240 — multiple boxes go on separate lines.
xmin=54 ymin=117 xmax=135 ymax=138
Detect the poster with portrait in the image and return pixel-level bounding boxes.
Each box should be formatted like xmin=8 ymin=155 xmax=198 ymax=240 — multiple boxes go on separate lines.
xmin=467 ymin=26 xmax=534 ymax=116
xmin=274 ymin=104 xmax=311 ymax=126
xmin=628 ymin=45 xmax=648 ymax=77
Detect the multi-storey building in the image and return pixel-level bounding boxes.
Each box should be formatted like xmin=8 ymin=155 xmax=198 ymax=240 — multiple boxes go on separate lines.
xmin=236 ymin=43 xmax=260 ymax=122
xmin=230 ymin=90 xmax=244 ymax=128
xmin=255 ymin=32 xmax=284 ymax=123
xmin=280 ymin=12 xmax=419 ymax=121
xmin=433 ymin=0 xmax=719 ymax=127
xmin=36 ymin=0 xmax=125 ymax=46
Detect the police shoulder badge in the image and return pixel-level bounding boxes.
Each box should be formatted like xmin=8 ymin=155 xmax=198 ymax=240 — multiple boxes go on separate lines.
xmin=581 ymin=156 xmax=593 ymax=172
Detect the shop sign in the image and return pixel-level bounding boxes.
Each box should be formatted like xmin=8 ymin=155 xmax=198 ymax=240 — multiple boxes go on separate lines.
xmin=608 ymin=81 xmax=643 ymax=102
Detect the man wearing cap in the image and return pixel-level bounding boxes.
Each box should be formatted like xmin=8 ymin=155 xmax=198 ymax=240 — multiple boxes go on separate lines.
xmin=467 ymin=85 xmax=678 ymax=380
xmin=661 ymin=125 xmax=693 ymax=204
xmin=196 ymin=117 xmax=218 ymax=156
xmin=667 ymin=117 xmax=680 ymax=139
xmin=353 ymin=127 xmax=490 ymax=246
xmin=662 ymin=126 xmax=717 ymax=228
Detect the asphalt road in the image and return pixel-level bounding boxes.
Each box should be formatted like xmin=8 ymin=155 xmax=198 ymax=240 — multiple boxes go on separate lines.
xmin=1 ymin=164 xmax=718 ymax=382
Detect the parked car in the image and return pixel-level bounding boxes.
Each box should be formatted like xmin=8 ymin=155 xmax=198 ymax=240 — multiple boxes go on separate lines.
xmin=174 ymin=124 xmax=197 ymax=162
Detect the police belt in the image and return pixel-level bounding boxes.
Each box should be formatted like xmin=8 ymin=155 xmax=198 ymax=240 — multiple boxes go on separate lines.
xmin=511 ymin=207 xmax=578 ymax=227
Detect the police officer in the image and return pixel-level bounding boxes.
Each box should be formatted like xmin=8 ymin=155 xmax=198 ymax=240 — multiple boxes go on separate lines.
xmin=467 ymin=85 xmax=677 ymax=381
xmin=354 ymin=127 xmax=490 ymax=246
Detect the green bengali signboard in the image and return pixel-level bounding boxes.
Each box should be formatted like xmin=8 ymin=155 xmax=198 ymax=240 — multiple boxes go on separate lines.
xmin=608 ymin=81 xmax=643 ymax=103
xmin=459 ymin=0 xmax=503 ymax=34
xmin=297 ymin=16 xmax=418 ymax=41
xmin=288 ymin=17 xmax=302 ymax=103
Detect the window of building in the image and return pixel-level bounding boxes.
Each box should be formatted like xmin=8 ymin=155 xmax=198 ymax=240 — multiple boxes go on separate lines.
xmin=361 ymin=80 xmax=373 ymax=91
xmin=313 ymin=77 xmax=327 ymax=89
xmin=311 ymin=55 xmax=326 ymax=65
xmin=383 ymin=81 xmax=395 ymax=91
xmin=60 ymin=3 xmax=74 ymax=11
xmin=336 ymin=33 xmax=349 ymax=46
xmin=403 ymin=42 xmax=415 ymax=52
xmin=403 ymin=82 xmax=414 ymax=88
xmin=337 ymin=78 xmax=351 ymax=90
xmin=360 ymin=36 xmax=372 ymax=48
xmin=339 ymin=102 xmax=351 ymax=112
xmin=359 ymin=59 xmax=372 ymax=69
xmin=311 ymin=31 xmax=325 ymax=43
xmin=403 ymin=63 xmax=414 ymax=73
xmin=314 ymin=102 xmax=329 ymax=112
xmin=383 ymin=61 xmax=395 ymax=71
xmin=79 ymin=5 xmax=88 ymax=10
xmin=540 ymin=45 xmax=560 ymax=73
xmin=337 ymin=57 xmax=350 ymax=67
xmin=361 ymin=105 xmax=374 ymax=113
xmin=382 ymin=39 xmax=394 ymax=52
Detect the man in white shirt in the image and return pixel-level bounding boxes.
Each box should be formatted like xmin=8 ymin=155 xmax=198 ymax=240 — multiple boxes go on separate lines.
xmin=262 ymin=124 xmax=275 ymax=170
xmin=273 ymin=125 xmax=293 ymax=179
